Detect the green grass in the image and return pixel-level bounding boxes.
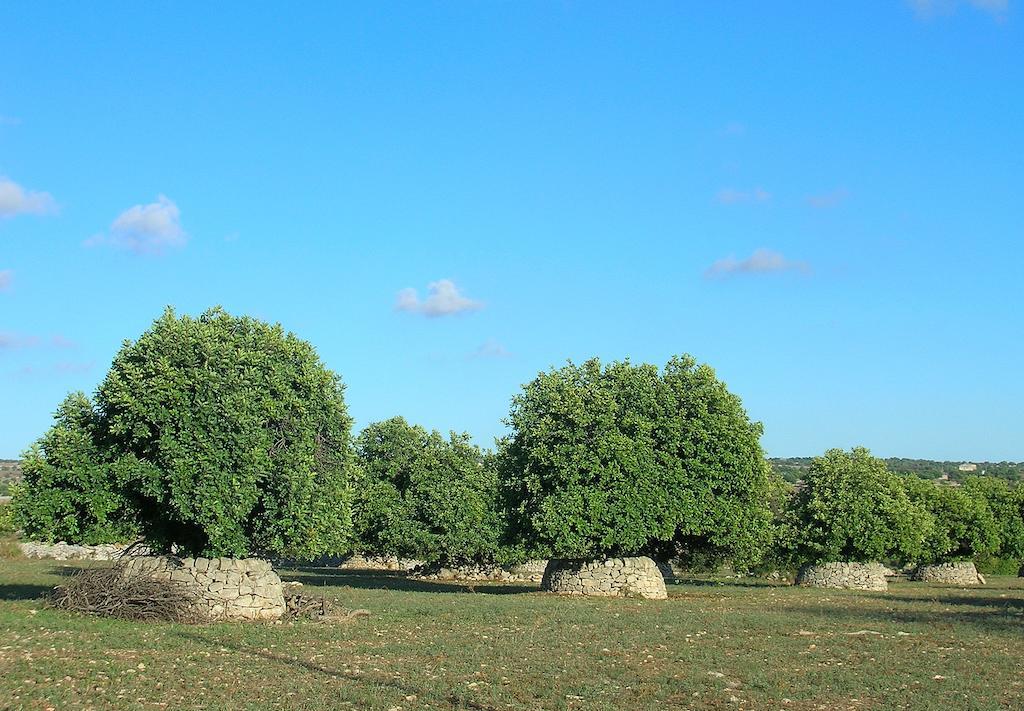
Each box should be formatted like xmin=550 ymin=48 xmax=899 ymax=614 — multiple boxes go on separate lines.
xmin=1 ymin=559 xmax=1022 ymax=710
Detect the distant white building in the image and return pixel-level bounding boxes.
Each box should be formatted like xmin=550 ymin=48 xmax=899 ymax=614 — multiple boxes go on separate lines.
xmin=958 ymin=462 xmax=978 ymax=472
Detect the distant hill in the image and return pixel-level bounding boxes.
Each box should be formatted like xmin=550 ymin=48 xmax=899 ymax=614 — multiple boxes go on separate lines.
xmin=771 ymin=457 xmax=1024 ymax=484
xmin=0 ymin=459 xmax=22 ymax=496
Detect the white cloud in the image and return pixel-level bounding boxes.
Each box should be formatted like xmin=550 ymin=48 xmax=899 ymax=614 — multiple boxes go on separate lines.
xmin=12 ymin=361 xmax=93 ymax=378
xmin=807 ymin=188 xmax=850 ymax=209
xmin=86 ymin=195 xmax=187 ymax=254
xmin=716 ymin=187 xmax=771 ymax=205
xmin=0 ymin=332 xmax=40 ymax=350
xmin=0 ymin=270 xmax=11 ymax=292
xmin=705 ymin=248 xmax=810 ymax=279
xmin=0 ymin=331 xmax=76 ymax=350
xmin=395 ymin=279 xmax=483 ymax=317
xmin=718 ymin=121 xmax=746 ymax=137
xmin=0 ymin=177 xmax=57 ymax=218
xmin=472 ymin=339 xmax=511 ymax=358
xmin=909 ymin=0 xmax=1008 ymax=18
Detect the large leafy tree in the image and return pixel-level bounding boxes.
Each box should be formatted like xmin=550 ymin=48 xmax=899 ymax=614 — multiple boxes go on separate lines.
xmin=14 ymin=307 xmax=355 ymax=558
xmin=14 ymin=393 xmax=139 ymax=544
xmin=353 ymin=417 xmax=502 ymax=565
xmin=960 ymin=476 xmax=1024 ymax=565
xmin=783 ymin=447 xmax=932 ymax=565
xmin=901 ymin=476 xmax=1000 ymax=564
xmin=498 ymin=355 xmax=778 ymax=566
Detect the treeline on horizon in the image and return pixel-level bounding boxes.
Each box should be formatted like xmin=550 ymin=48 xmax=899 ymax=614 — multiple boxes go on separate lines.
xmin=771 ymin=458 xmax=1024 ymax=484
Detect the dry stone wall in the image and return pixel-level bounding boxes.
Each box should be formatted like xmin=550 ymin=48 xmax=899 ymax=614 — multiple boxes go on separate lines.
xmin=542 ymin=557 xmax=668 ymax=600
xmin=415 ymin=559 xmax=549 ymax=583
xmin=122 ymin=556 xmax=286 ymax=621
xmin=19 ymin=541 xmax=150 ymax=561
xmin=796 ymin=562 xmax=888 ymax=591
xmin=338 ymin=554 xmax=424 ymax=572
xmin=912 ymin=561 xmax=984 ymax=585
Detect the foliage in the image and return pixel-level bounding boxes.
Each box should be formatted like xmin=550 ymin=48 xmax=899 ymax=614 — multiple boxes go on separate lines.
xmin=0 ymin=501 xmax=15 ymax=534
xmin=13 ymin=394 xmax=139 ymax=544
xmin=900 ymin=475 xmax=1000 ymax=564
xmin=961 ymin=476 xmax=1024 ymax=563
xmin=498 ymin=355 xmax=778 ymax=566
xmin=14 ymin=307 xmax=355 ymax=558
xmin=353 ymin=417 xmax=502 ymax=565
xmin=782 ymin=447 xmax=932 ymax=565
xmin=975 ymin=556 xmax=1021 ymax=576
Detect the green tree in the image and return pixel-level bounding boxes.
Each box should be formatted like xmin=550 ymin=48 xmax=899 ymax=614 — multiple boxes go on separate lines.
xmin=901 ymin=476 xmax=1000 ymax=564
xmin=13 ymin=393 xmax=139 ymax=544
xmin=353 ymin=417 xmax=502 ymax=565
xmin=14 ymin=307 xmax=355 ymax=558
xmin=498 ymin=355 xmax=777 ymax=567
xmin=961 ymin=476 xmax=1024 ymax=566
xmin=783 ymin=447 xmax=932 ymax=565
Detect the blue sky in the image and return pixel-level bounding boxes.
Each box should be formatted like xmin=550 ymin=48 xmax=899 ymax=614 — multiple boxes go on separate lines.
xmin=2 ymin=1 xmax=1022 ymax=461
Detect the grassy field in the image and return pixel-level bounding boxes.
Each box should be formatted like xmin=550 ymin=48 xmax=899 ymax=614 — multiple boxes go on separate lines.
xmin=1 ymin=557 xmax=1022 ymax=710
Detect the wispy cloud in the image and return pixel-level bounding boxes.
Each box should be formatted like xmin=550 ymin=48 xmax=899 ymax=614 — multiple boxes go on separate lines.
xmin=705 ymin=248 xmax=810 ymax=279
xmin=807 ymin=188 xmax=850 ymax=209
xmin=12 ymin=361 xmax=93 ymax=378
xmin=396 ymin=279 xmax=483 ymax=317
xmin=908 ymin=0 xmax=1008 ymax=18
xmin=472 ymin=339 xmax=511 ymax=359
xmin=715 ymin=187 xmax=771 ymax=205
xmin=0 ymin=332 xmax=76 ymax=350
xmin=85 ymin=195 xmax=187 ymax=254
xmin=718 ymin=121 xmax=746 ymax=137
xmin=0 ymin=177 xmax=57 ymax=218
xmin=0 ymin=270 xmax=12 ymax=292
xmin=0 ymin=332 xmax=40 ymax=350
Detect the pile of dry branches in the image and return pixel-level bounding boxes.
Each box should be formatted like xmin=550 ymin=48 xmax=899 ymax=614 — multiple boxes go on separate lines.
xmin=284 ymin=591 xmax=370 ymax=622
xmin=50 ymin=559 xmax=201 ymax=623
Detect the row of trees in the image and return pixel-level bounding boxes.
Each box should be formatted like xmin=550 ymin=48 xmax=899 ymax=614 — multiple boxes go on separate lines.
xmin=779 ymin=448 xmax=1024 ymax=572
xmin=11 ymin=308 xmax=1024 ymax=575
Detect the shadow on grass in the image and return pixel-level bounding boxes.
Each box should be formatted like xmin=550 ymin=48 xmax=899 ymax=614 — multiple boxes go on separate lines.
xmin=171 ymin=630 xmax=504 ymax=711
xmin=670 ymin=576 xmax=785 ymax=589
xmin=0 ymin=583 xmax=53 ymax=601
xmin=907 ymin=593 xmax=1024 ymax=612
xmin=779 ymin=595 xmax=1024 ymax=635
xmin=279 ymin=567 xmax=538 ymax=595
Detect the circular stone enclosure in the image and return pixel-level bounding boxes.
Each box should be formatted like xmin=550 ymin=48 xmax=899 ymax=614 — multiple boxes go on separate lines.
xmin=542 ymin=557 xmax=667 ymax=600
xmin=796 ymin=562 xmax=888 ymax=591
xmin=121 ymin=556 xmax=287 ymax=621
xmin=912 ymin=561 xmax=983 ymax=585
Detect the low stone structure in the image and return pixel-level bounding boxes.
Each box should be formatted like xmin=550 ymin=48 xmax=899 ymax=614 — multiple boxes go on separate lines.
xmin=795 ymin=562 xmax=888 ymax=591
xmin=121 ymin=556 xmax=286 ymax=621
xmin=337 ymin=554 xmax=424 ymax=572
xmin=415 ymin=559 xmax=548 ymax=583
xmin=542 ymin=557 xmax=668 ymax=600
xmin=19 ymin=541 xmax=150 ymax=561
xmin=912 ymin=561 xmax=984 ymax=585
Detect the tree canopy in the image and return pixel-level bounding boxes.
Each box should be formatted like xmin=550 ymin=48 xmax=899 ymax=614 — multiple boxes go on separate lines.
xmin=352 ymin=417 xmax=502 ymax=565
xmin=960 ymin=476 xmax=1024 ymax=564
xmin=901 ymin=475 xmax=1000 ymax=564
xmin=783 ymin=447 xmax=932 ymax=565
xmin=14 ymin=307 xmax=355 ymax=558
xmin=498 ymin=355 xmax=778 ymax=566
